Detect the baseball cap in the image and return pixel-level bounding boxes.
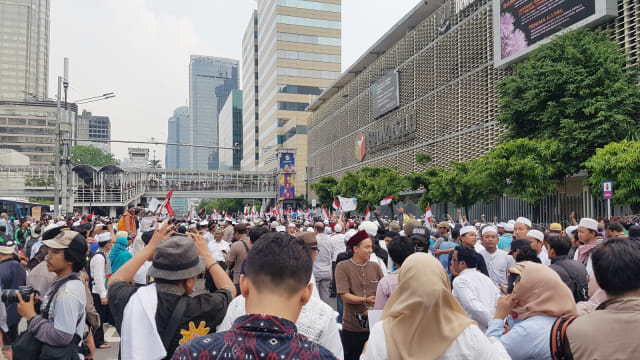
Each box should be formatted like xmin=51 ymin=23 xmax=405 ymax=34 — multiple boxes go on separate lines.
xmin=410 ymin=226 xmax=429 ymax=242
xmin=43 ymin=230 xmax=88 ymax=254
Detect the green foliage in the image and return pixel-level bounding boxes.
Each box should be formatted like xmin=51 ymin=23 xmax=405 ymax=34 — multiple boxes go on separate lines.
xmin=497 ymin=29 xmax=640 ymax=174
xmin=28 ymin=197 xmax=53 ymax=205
xmin=310 ymin=176 xmax=337 ymax=208
xmin=148 ymin=159 xmax=162 ymax=169
xmin=197 ymin=199 xmax=245 ymax=214
xmin=25 ymin=175 xmax=54 ymax=187
xmin=584 ymin=140 xmax=640 ymax=212
xmin=416 ymin=153 xmax=432 ymax=165
xmin=72 ymin=145 xmax=119 ymax=167
xmin=424 ymin=160 xmax=497 ymax=214
xmin=483 ymin=139 xmax=566 ymax=204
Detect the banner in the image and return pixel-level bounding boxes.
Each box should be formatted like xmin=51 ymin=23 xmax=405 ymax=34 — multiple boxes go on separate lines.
xmin=279 ymin=174 xmax=295 ymax=199
xmin=279 ymin=153 xmax=295 ymax=173
xmin=338 ymin=196 xmax=357 ymax=212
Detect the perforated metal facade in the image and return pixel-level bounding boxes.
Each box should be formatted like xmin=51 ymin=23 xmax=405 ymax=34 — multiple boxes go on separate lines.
xmin=307 ymin=0 xmax=640 ymax=184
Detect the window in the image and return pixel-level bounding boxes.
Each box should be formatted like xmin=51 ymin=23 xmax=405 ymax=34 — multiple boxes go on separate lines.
xmin=277 ymin=50 xmax=340 ymax=63
xmin=277 ymin=32 xmax=340 ymax=46
xmin=278 ymin=85 xmax=324 ymax=95
xmin=276 ymin=15 xmax=340 ymax=29
xmin=278 ymin=101 xmax=309 ymax=111
xmin=276 ymin=0 xmax=340 ymax=13
xmin=277 ymin=67 xmax=340 ymax=80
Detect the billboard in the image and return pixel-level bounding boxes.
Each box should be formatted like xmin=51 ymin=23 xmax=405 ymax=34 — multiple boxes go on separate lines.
xmin=372 ymin=71 xmax=400 ymax=119
xmin=493 ymin=0 xmax=617 ymax=67
xmin=279 ymin=174 xmax=295 ymax=200
xmin=279 ymin=152 xmax=295 ymax=173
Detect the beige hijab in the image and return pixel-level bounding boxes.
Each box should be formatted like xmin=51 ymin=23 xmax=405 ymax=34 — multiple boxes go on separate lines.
xmin=381 ymin=253 xmax=474 ymax=360
xmin=512 ymin=261 xmax=577 ymax=320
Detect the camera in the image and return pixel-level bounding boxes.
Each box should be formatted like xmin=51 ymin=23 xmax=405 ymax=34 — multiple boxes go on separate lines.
xmin=1 ymin=286 xmax=39 ymax=304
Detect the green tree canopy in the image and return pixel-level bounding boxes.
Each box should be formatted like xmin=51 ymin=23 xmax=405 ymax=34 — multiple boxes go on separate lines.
xmin=197 ymin=199 xmax=245 ymax=214
xmin=483 ymin=138 xmax=567 ymax=204
xmin=584 ymin=140 xmax=640 ymax=213
xmin=310 ymin=176 xmax=337 ymax=208
xmin=497 ymin=29 xmax=640 ymax=174
xmin=72 ymin=145 xmax=119 ymax=167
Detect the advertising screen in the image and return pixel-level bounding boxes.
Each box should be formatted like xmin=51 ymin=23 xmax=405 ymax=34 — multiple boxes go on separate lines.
xmin=494 ymin=0 xmax=616 ymax=67
xmin=279 ymin=174 xmax=295 ymax=200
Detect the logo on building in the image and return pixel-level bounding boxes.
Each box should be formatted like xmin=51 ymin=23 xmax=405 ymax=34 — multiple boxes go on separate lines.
xmin=355 ymin=131 xmax=366 ymax=162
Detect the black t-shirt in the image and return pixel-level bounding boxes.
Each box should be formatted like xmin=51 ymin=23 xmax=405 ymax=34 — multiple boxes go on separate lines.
xmin=108 ymin=281 xmax=231 ymax=359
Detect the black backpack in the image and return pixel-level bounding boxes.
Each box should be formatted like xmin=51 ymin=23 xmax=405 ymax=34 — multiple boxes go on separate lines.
xmin=87 ymin=251 xmax=107 ymax=289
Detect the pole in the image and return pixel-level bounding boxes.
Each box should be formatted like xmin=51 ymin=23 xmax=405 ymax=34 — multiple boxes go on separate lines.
xmin=607 ymin=198 xmax=611 ymax=220
xmin=54 ymin=76 xmax=61 ymax=216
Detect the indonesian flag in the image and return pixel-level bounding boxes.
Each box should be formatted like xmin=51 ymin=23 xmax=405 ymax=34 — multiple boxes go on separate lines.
xmin=159 ymin=189 xmax=175 ymax=217
xmin=425 ymin=204 xmax=433 ymax=223
xmin=186 ymin=210 xmax=190 ymax=221
xmin=251 ymin=205 xmax=257 ymax=217
xmin=244 ymin=205 xmax=249 ymax=217
xmin=332 ymin=198 xmax=340 ymax=210
xmin=321 ymin=207 xmax=329 ymax=221
xmin=364 ymin=207 xmax=370 ymax=220
xmin=380 ymin=195 xmax=394 ymax=206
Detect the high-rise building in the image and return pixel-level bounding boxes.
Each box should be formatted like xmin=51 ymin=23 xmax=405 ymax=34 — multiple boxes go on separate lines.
xmin=241 ymin=10 xmax=259 ymax=171
xmin=189 ymin=56 xmax=239 ymax=170
xmin=0 ymin=0 xmax=50 ymax=101
xmin=244 ymin=0 xmax=341 ymax=197
xmin=127 ymin=148 xmax=149 ymax=168
xmin=75 ymin=110 xmax=111 ymax=153
xmin=166 ymin=106 xmax=190 ymax=169
xmin=219 ymin=90 xmax=243 ymax=171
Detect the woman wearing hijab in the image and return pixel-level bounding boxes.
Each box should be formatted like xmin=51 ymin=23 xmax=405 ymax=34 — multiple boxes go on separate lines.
xmin=487 ymin=261 xmax=577 ymax=359
xmin=109 ymin=231 xmax=132 ymax=274
xmin=362 ymin=252 xmax=510 ymax=359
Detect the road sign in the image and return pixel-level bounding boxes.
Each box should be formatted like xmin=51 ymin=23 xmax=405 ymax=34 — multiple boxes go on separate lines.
xmin=602 ymin=180 xmax=613 ymax=200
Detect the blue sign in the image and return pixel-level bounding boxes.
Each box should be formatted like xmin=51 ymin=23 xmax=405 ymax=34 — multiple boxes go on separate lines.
xmin=603 ymin=181 xmax=613 ymax=200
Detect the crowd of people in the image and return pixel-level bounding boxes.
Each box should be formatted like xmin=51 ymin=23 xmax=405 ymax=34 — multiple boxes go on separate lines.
xmin=0 ymin=205 xmax=639 ymax=360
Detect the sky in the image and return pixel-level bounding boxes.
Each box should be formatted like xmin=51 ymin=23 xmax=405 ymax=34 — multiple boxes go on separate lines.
xmin=49 ymin=0 xmax=422 ymax=162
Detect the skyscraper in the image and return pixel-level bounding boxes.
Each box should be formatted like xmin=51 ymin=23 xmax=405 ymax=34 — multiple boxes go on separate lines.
xmin=166 ymin=106 xmax=190 ymax=169
xmin=219 ymin=90 xmax=243 ymax=171
xmin=244 ymin=0 xmax=341 ymax=197
xmin=189 ymin=56 xmax=239 ymax=170
xmin=75 ymin=110 xmax=111 ymax=153
xmin=241 ymin=10 xmax=259 ymax=171
xmin=0 ymin=0 xmax=50 ymax=101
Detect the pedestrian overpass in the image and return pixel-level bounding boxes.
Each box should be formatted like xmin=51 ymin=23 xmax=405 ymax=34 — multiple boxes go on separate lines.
xmin=0 ymin=165 xmax=279 ymax=215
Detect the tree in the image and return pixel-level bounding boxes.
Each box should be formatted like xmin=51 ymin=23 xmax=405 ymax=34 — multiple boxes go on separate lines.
xmin=415 ymin=153 xmax=432 ymax=166
xmin=197 ymin=199 xmax=244 ymax=214
xmin=497 ymin=29 xmax=640 ymax=175
xmin=310 ymin=176 xmax=337 ymax=208
xmin=584 ymin=140 xmax=640 ymax=213
xmin=72 ymin=145 xmax=119 ymax=167
xmin=332 ymin=167 xmax=407 ymax=212
xmin=483 ymin=138 xmax=568 ymax=204
xmin=424 ymin=160 xmax=497 ymax=216
xmin=148 ymin=159 xmax=162 ymax=169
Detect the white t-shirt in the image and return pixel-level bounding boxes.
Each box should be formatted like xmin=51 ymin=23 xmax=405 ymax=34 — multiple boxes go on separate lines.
xmin=208 ymin=240 xmax=230 ymax=262
xmin=43 ymin=278 xmax=86 ymax=339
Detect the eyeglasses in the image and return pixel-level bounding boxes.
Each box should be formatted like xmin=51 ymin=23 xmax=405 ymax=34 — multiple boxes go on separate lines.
xmin=452 ymin=258 xmax=460 ymax=262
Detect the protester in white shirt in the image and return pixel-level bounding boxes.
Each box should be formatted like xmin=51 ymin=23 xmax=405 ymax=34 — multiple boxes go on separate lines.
xmin=526 ymin=229 xmax=551 ymax=266
xmin=207 ymin=228 xmax=230 ymax=263
xmin=362 ymin=253 xmax=509 ymax=360
xmin=452 ymin=246 xmax=500 ymax=332
xmin=479 ymin=226 xmax=515 ymax=287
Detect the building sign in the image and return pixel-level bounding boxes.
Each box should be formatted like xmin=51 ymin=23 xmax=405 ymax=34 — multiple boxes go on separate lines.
xmin=372 ymin=71 xmax=400 ymax=119
xmin=279 ymin=152 xmax=295 ymax=173
xmin=493 ymin=0 xmax=616 ymax=67
xmin=355 ymin=131 xmax=366 ymax=162
xmin=359 ymin=111 xmax=417 ymax=159
xmin=279 ymin=174 xmax=295 ymax=200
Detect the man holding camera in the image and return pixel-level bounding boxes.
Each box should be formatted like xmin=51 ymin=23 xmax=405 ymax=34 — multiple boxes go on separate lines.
xmin=0 ymin=238 xmax=25 ymax=351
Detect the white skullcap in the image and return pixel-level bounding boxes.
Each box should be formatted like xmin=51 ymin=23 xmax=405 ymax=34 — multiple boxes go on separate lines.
xmin=306 ymin=227 xmax=314 ymax=232
xmin=508 ymin=220 xmax=516 ymax=225
xmin=482 ymin=226 xmax=498 ymax=236
xmin=497 ymin=222 xmax=507 ymax=228
xmin=474 ymin=222 xmax=482 ymax=227
xmin=95 ymin=232 xmax=112 ymax=243
xmin=344 ymin=229 xmax=357 ymax=243
xmin=287 ymin=223 xmax=296 ymax=227
xmin=460 ymin=226 xmax=477 ymax=236
xmin=516 ymin=217 xmax=532 ymax=228
xmin=579 ymin=218 xmax=598 ymax=232
xmin=358 ymin=221 xmax=379 ymax=238
xmin=276 ymin=225 xmax=286 ymax=232
xmin=504 ymin=223 xmax=514 ymax=232
xmin=566 ymin=225 xmax=578 ymax=238
xmin=334 ymin=223 xmax=343 ymax=233
xmin=189 ymin=223 xmax=196 ymax=229
xmin=527 ymin=229 xmax=544 ymax=242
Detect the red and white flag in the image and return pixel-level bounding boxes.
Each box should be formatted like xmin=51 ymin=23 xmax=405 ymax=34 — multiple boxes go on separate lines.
xmin=380 ymin=195 xmax=394 ymax=206
xmin=425 ymin=204 xmax=433 ymax=223
xmin=321 ymin=207 xmax=329 ymax=221
xmin=364 ymin=207 xmax=370 ymax=220
xmin=158 ymin=189 xmax=175 ymax=217
xmin=251 ymin=205 xmax=257 ymax=217
xmin=332 ymin=198 xmax=340 ymax=210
